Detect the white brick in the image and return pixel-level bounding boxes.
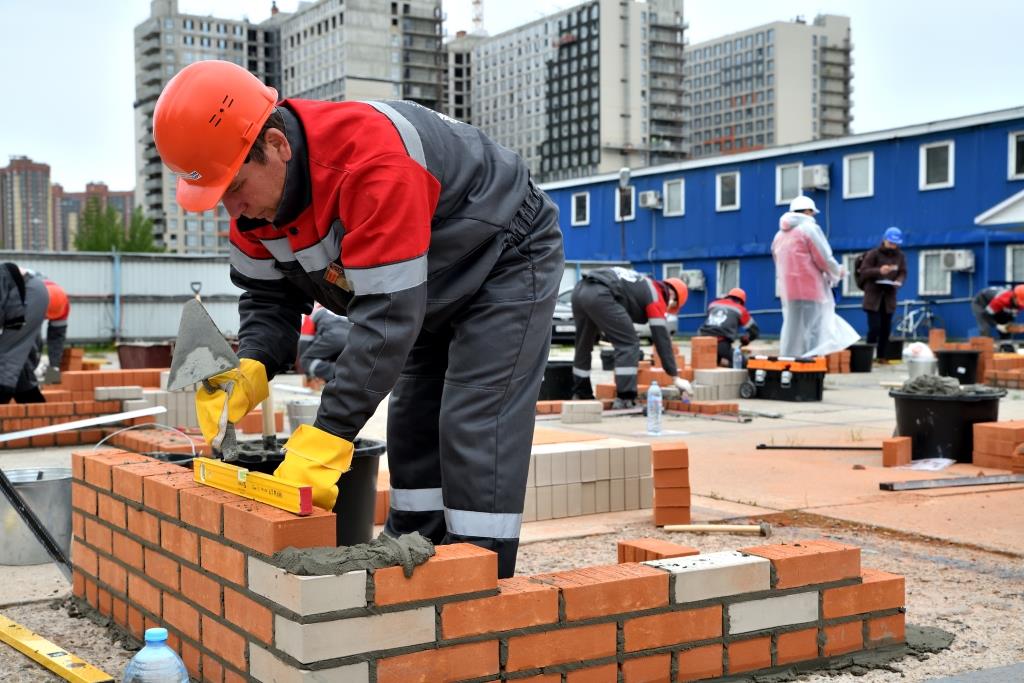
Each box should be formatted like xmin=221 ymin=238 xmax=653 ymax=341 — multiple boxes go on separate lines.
xmin=248 ymin=558 xmax=366 ymax=615
xmin=609 ymin=478 xmax=625 ymax=512
xmin=580 ymin=450 xmax=597 ymax=482
xmin=551 ymin=484 xmax=568 ymax=518
xmin=595 ymin=448 xmax=610 ymax=480
xmin=565 ymin=451 xmax=581 ymax=483
xmin=595 ymin=480 xmax=610 ymax=513
xmin=645 ymin=551 xmax=771 ymax=604
xmin=581 ymin=482 xmax=596 ymax=515
xmin=535 ymin=485 xmax=553 ymax=521
xmin=624 ymin=477 xmax=640 ymax=510
xmin=624 ymin=446 xmax=639 ymax=479
xmin=123 ymin=398 xmax=153 ymax=412
xmin=159 ymin=370 xmax=169 ymax=390
xmin=250 ymin=643 xmax=369 ymax=682
xmin=95 ymin=386 xmax=144 ymax=401
xmin=526 ymin=457 xmax=536 ymax=487
xmin=564 ymin=400 xmax=603 ymax=413
xmin=640 ymin=476 xmax=654 ymax=509
xmin=728 ymin=592 xmax=818 ymax=634
xmin=609 ymin=447 xmax=625 ymax=479
xmin=522 ymin=487 xmax=536 ymax=522
xmin=275 ymin=607 xmax=435 ymax=663
xmin=550 ymin=453 xmax=567 ymax=486
xmin=534 ymin=453 xmax=552 ymax=487
xmin=567 ymin=483 xmax=582 ymax=517
xmin=638 ymin=446 xmax=652 ymax=478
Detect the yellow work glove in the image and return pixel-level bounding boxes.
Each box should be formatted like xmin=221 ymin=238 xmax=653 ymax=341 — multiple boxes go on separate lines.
xmin=196 ymin=358 xmax=269 ymax=448
xmin=273 ymin=424 xmax=353 ymax=510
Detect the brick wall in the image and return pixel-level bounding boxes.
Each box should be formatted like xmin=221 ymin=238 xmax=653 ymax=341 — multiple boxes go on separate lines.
xmin=71 ymin=450 xmax=905 ymax=682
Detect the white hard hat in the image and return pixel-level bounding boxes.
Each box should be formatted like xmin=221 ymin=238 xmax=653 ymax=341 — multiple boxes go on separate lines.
xmin=789 ymin=195 xmax=819 ymax=214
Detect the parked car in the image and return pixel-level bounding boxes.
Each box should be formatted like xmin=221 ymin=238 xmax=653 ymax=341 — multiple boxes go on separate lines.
xmin=550 ymin=289 xmax=678 ymax=345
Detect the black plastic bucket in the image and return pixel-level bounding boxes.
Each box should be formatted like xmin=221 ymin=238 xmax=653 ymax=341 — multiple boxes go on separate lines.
xmin=935 ymin=350 xmax=980 ymax=385
xmin=600 ymin=348 xmax=615 ymax=371
xmin=538 ymin=360 xmax=574 ymax=400
xmin=890 ymin=389 xmax=1004 ymax=462
xmin=149 ymin=452 xmax=196 ymax=469
xmin=233 ymin=437 xmax=386 ymax=546
xmin=848 ymin=343 xmax=875 ymax=373
xmin=885 ymin=338 xmax=904 ymax=361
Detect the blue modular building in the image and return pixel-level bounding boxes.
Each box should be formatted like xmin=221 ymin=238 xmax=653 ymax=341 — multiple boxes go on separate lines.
xmin=538 ymin=107 xmax=1024 ymax=339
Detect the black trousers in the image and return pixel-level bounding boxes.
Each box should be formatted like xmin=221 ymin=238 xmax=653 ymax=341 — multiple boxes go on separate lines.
xmin=865 ymin=308 xmax=893 ymax=359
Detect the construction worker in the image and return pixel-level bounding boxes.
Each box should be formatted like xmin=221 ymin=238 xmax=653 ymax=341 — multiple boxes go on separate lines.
xmin=0 ymin=265 xmax=49 ymax=404
xmin=697 ymin=287 xmax=760 ymax=367
xmin=570 ymin=267 xmax=690 ymax=408
xmin=972 ymin=285 xmax=1024 ymax=339
xmin=153 ymin=60 xmax=563 ymax=578
xmin=299 ymin=305 xmax=353 ymax=382
xmin=857 ymin=227 xmax=906 ymax=361
xmin=772 ymin=196 xmax=858 ymax=357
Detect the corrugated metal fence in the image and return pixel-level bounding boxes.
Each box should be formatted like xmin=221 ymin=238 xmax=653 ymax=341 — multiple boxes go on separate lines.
xmin=0 ymin=251 xmax=242 ymax=342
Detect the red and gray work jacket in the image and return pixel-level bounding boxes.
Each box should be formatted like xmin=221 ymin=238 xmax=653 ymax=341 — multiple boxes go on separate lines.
xmin=229 ymin=99 xmax=539 ymax=440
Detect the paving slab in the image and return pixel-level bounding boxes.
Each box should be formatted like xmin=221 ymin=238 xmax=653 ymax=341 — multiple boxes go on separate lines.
xmin=929 ymin=662 xmax=1024 ymax=681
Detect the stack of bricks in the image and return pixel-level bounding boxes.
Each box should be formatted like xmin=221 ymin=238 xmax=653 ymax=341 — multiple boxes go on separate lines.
xmin=535 ymin=400 xmax=564 ymax=415
xmin=125 ymin=389 xmax=200 ymax=430
xmin=1013 ymin=445 xmax=1024 ymax=474
xmin=825 ymin=350 xmax=851 ymax=374
xmin=650 ymin=344 xmax=691 ymax=378
xmin=69 ymin=456 xmax=907 ymax=683
xmin=693 ymin=368 xmax=749 ymax=400
xmin=108 ymin=427 xmax=210 ymax=457
xmin=559 ymin=400 xmax=603 ymax=424
xmin=690 ymin=336 xmax=720 ymax=369
xmin=617 ymin=538 xmax=699 ymax=562
xmin=934 ymin=337 xmax=993 ymax=383
xmin=881 ymin=437 xmax=912 ymax=468
xmin=0 ymin=400 xmax=127 ymax=449
xmin=50 ymin=369 xmax=165 ymax=402
xmin=61 ymin=347 xmax=85 ymax=371
xmin=234 ymin=409 xmax=285 ymax=434
xmin=664 ymin=399 xmax=741 ymax=415
xmin=982 ymin=353 xmax=1024 ymax=387
xmin=927 ymin=328 xmax=946 ymax=352
xmin=652 ymin=441 xmax=690 ymax=526
xmin=972 ymin=420 xmax=1024 ymax=470
xmin=524 ymin=439 xmax=654 ymax=522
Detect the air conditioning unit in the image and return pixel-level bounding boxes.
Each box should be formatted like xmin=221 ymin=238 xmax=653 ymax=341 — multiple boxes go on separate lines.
xmin=638 ymin=190 xmax=662 ymax=209
xmin=940 ymin=249 xmax=975 ymax=272
xmin=801 ymin=164 xmax=830 ymax=190
xmin=679 ymin=269 xmax=706 ymax=291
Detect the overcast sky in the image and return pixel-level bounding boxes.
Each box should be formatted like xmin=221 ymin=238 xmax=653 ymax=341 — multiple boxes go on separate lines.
xmin=0 ymin=0 xmax=1020 ymax=191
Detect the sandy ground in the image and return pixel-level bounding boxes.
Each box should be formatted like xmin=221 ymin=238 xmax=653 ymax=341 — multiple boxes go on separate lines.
xmin=2 ymin=344 xmax=1023 ymax=681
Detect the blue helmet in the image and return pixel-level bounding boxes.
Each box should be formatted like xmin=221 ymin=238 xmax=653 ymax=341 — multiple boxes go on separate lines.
xmin=883 ymin=226 xmax=903 ymax=245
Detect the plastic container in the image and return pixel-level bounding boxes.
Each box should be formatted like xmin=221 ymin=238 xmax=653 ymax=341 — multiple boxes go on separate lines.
xmin=935 ymin=349 xmax=981 ymax=385
xmin=732 ymin=344 xmax=744 ymax=369
xmin=122 ymin=627 xmax=188 ymax=682
xmin=646 ymin=381 xmax=663 ymax=435
xmin=0 ymin=468 xmax=71 ymax=566
xmin=747 ymin=357 xmax=826 ymax=402
xmin=906 ymin=359 xmax=938 ymax=379
xmin=885 ymin=338 xmax=905 ymax=362
xmin=890 ymin=388 xmax=1004 ymax=462
xmin=286 ymin=398 xmax=320 ymax=432
xmin=538 ymin=360 xmax=574 ymax=401
xmin=848 ymin=343 xmax=875 ymax=373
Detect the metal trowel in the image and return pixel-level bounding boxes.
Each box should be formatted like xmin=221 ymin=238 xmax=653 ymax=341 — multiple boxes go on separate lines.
xmin=167 ymin=298 xmax=243 ymax=461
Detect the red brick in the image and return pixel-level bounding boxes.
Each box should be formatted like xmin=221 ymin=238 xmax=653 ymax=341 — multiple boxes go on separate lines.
xmin=534 ymin=563 xmax=668 ymax=621
xmin=777 ymin=627 xmax=819 ymax=665
xmin=72 ymin=511 xmax=85 ymax=540
xmin=653 ymin=486 xmax=690 ymax=507
xmin=126 ymin=507 xmax=160 ymax=544
xmin=624 ymin=606 xmax=721 ymax=652
xmin=740 ymin=539 xmax=860 ymax=589
xmin=144 ymin=471 xmax=202 ymax=519
xmin=71 ymin=482 xmax=97 ymax=515
xmin=201 ymin=616 xmax=247 ymax=670
xmin=81 ymin=450 xmax=150 ymax=489
xmin=622 ymin=653 xmax=670 ymax=682
xmin=127 ymin=606 xmax=144 ymax=638
xmin=823 ymin=568 xmax=905 ymax=619
xmin=199 ymin=538 xmax=246 ymax=585
xmin=653 ymin=506 xmax=691 ymax=526
xmin=72 ymin=539 xmax=98 ymax=577
xmin=160 ymin=521 xmax=199 ymax=564
xmin=84 ymin=517 xmax=112 ymax=554
xmin=127 ymin=573 xmax=161 ymax=615
xmin=882 ymin=437 xmax=912 ymax=467
xmin=97 ymin=494 xmax=126 ymax=528
xmin=866 ymin=614 xmax=905 ymax=647
xmin=566 ymin=663 xmax=618 ymax=683
xmin=441 ymin=576 xmax=558 ymax=639
xmin=223 ymin=669 xmax=246 ymax=683
xmin=378 ymin=640 xmax=499 ymax=683
xmin=179 ymin=487 xmax=239 ymax=535
xmin=650 ymin=442 xmax=689 ymax=469
xmin=112 ymin=461 xmax=188 ymax=502
xmin=677 ymin=644 xmax=723 ymax=681
xmin=506 ymin=623 xmax=617 ymax=671
xmin=824 ymin=621 xmax=863 ymax=656
xmin=181 ymin=640 xmax=201 ymax=681
xmin=84 ymin=577 xmax=98 ymax=607
xmin=98 ymin=556 xmax=128 ymax=594
xmin=163 ymin=594 xmax=200 ymax=641
xmin=202 ymin=654 xmax=224 ymax=683
xmin=374 ymin=543 xmax=498 ymax=606
xmin=727 ymin=636 xmax=771 ymax=674
xmin=72 ymin=571 xmax=86 ymax=599
xmin=222 ymin=500 xmax=335 ymax=555
xmin=224 ymin=588 xmax=272 ymax=644
xmin=112 ymin=532 xmax=144 ymax=571
xmin=181 ymin=566 xmax=222 ymax=615
xmin=112 ymin=597 xmax=128 ymax=628
xmin=144 ymin=548 xmax=179 ymax=590
xmin=652 ymin=467 xmax=689 ymax=488
xmin=97 ymin=588 xmax=112 ymax=617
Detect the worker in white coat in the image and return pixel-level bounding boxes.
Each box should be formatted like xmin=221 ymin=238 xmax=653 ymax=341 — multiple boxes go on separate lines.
xmin=772 ymin=196 xmax=859 ymax=358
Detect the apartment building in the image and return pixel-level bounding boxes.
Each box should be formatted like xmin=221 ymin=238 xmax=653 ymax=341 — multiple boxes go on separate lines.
xmin=0 ymin=156 xmax=52 ymax=251
xmin=281 ymin=0 xmax=444 ymax=109
xmin=133 ymin=0 xmax=286 ymax=255
xmin=469 ymin=0 xmax=687 ymax=183
xmin=444 ymin=30 xmax=485 ymax=122
xmin=686 ymin=14 xmax=852 ymax=158
xmin=51 ymin=182 xmax=136 ymax=252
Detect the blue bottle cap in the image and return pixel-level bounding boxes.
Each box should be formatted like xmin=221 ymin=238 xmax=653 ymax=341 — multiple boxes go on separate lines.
xmin=144 ymin=627 xmax=168 ymax=643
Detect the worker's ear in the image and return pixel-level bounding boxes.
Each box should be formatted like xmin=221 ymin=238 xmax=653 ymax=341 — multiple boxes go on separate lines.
xmin=263 ymin=128 xmax=292 ymax=163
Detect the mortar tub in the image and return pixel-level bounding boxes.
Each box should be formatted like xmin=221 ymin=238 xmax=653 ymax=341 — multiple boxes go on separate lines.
xmin=890 ymin=389 xmax=1004 ymax=462
xmin=0 ymin=468 xmax=72 ymax=566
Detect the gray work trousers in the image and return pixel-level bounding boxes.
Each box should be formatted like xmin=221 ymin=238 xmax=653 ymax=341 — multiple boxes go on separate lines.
xmin=571 ymin=280 xmax=642 ymax=400
xmin=384 ymin=191 xmax=563 ymax=579
xmin=0 ymin=275 xmax=48 ymax=393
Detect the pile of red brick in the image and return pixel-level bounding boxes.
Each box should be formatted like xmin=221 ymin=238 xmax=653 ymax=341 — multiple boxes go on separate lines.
xmin=61 ymin=347 xmax=85 ymax=371
xmin=973 ymin=420 xmax=1024 ymax=470
xmin=49 ymin=369 xmax=165 ymax=402
xmin=826 ymin=350 xmax=851 ymax=374
xmin=664 ymin=399 xmax=740 ymax=415
xmin=982 ymin=353 xmax=1024 ymax=388
xmin=689 ymin=336 xmax=719 ymax=370
xmin=652 ymin=442 xmax=690 ymax=526
xmin=0 ymin=400 xmax=130 ymax=449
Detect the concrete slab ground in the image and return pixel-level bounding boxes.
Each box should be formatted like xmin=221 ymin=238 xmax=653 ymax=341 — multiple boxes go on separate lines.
xmin=930 ymin=663 xmax=1024 ymax=681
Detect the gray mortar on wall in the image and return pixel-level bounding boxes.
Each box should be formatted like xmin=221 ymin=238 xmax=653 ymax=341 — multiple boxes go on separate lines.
xmin=271 ymin=532 xmax=434 ymax=578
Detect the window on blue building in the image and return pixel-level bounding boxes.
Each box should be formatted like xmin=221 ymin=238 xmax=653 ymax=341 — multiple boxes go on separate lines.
xmin=716 ymin=260 xmax=740 ymax=297
xmin=716 ymin=172 xmax=740 ymax=211
xmin=919 ymin=141 xmax=955 ymax=190
xmin=1006 ymin=245 xmax=1024 ymax=281
xmin=841 ymin=254 xmax=864 ymax=297
xmin=663 ymin=179 xmax=684 ymax=216
xmin=919 ymin=251 xmax=951 ymax=296
xmin=1009 ymin=132 xmax=1024 ymax=180
xmin=843 ymin=152 xmax=874 ymax=199
xmin=775 ymin=163 xmax=802 ymax=205
xmin=615 ymin=186 xmax=636 ymax=221
xmin=571 ymin=192 xmax=590 ymax=226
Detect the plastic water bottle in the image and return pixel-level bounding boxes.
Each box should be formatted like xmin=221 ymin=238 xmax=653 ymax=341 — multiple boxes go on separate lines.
xmin=646 ymin=381 xmax=663 ymax=435
xmin=732 ymin=343 xmax=744 ymax=369
xmin=123 ymin=628 xmax=189 ymax=683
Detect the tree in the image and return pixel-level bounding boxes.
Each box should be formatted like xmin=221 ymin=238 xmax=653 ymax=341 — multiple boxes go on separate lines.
xmin=74 ymin=200 xmax=163 ymax=253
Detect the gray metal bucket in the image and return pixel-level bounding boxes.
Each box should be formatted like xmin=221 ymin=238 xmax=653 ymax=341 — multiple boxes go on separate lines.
xmin=907 ymin=358 xmax=938 ymax=380
xmin=286 ymin=398 xmax=320 ymax=433
xmin=0 ymin=468 xmax=72 ymax=566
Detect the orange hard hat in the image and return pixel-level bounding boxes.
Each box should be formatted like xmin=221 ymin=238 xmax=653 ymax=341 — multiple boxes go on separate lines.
xmin=727 ymin=287 xmax=747 ymax=304
xmin=1015 ymin=284 xmax=1024 ymax=307
xmin=153 ymin=60 xmax=278 ymax=213
xmin=44 ymin=280 xmax=70 ymax=321
xmin=663 ymin=278 xmax=689 ymax=313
